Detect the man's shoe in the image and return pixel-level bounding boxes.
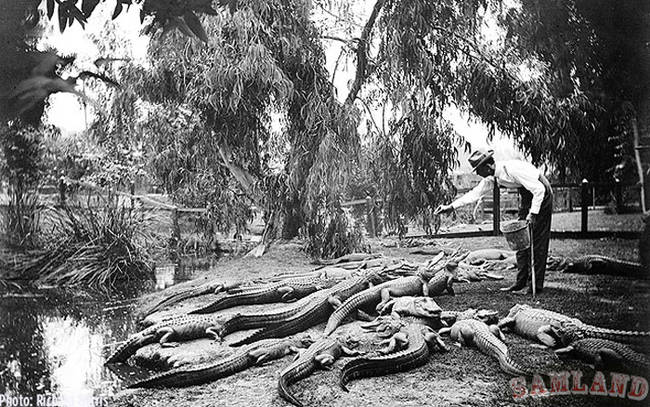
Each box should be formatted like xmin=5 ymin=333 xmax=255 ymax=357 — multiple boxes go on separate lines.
xmin=500 ymin=284 xmax=526 ymax=292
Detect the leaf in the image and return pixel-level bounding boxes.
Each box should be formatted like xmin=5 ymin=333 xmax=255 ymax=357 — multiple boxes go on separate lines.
xmin=112 ymin=1 xmax=123 ymax=19
xmin=183 ymin=10 xmax=208 ymax=43
xmin=47 ymin=0 xmax=55 ymax=19
xmin=81 ymin=0 xmax=100 ymax=18
xmin=58 ymin=4 xmax=68 ymax=32
xmin=69 ymin=5 xmax=87 ymax=26
xmin=140 ymin=8 xmax=146 ymax=24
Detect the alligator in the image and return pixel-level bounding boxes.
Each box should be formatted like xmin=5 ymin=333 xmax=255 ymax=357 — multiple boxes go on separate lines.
xmin=340 ymin=316 xmax=448 ymax=391
xmin=423 ymin=261 xmax=459 ymax=296
xmin=143 ymin=281 xmax=227 ymax=319
xmin=562 ymin=255 xmax=647 ymax=279
xmin=188 ymin=274 xmax=343 ymax=315
xmin=323 ymin=275 xmax=431 ymax=337
xmin=440 ymin=317 xmax=529 ymax=376
xmin=312 ymin=252 xmax=382 ymax=266
xmin=278 ymin=336 xmax=362 ymax=407
xmin=550 ymin=318 xmax=650 ymax=352
xmin=377 ymin=296 xmax=442 ymax=320
xmin=440 ymin=308 xmax=500 ymax=327
xmin=128 ymin=335 xmax=314 ymax=388
xmin=555 ymin=338 xmax=650 ymax=375
xmin=222 ymin=270 xmax=388 ymax=346
xmin=500 ymin=304 xmax=650 ymax=349
xmin=323 ymin=255 xmax=454 ymax=336
xmin=497 ymin=304 xmax=575 ymax=347
xmin=464 ymin=249 xmax=515 ymax=265
xmin=105 ymin=315 xmax=223 ymax=364
xmin=455 ymin=264 xmax=504 ymax=282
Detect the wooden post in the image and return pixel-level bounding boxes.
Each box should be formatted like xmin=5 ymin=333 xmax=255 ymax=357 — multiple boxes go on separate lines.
xmin=171 ymin=208 xmax=181 ymax=258
xmin=615 ymin=179 xmax=623 ymax=213
xmin=58 ymin=176 xmax=66 ymax=205
xmin=366 ymin=196 xmax=376 ymax=238
xmin=492 ymin=182 xmax=501 ymax=235
xmin=581 ymin=179 xmax=589 ymax=235
xmin=568 ymin=187 xmax=573 ymax=212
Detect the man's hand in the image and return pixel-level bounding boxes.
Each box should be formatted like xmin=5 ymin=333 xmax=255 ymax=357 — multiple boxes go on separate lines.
xmin=435 ymin=204 xmax=454 ymax=216
xmin=526 ymin=213 xmax=537 ymax=227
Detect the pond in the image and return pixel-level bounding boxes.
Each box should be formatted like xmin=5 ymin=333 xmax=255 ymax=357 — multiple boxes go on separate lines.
xmin=0 ymin=257 xmax=214 ymax=407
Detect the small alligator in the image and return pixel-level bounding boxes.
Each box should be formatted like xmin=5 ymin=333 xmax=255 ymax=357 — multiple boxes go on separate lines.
xmin=550 ymin=318 xmax=650 ymax=352
xmin=464 ymin=249 xmax=515 ymax=265
xmin=188 ymin=274 xmax=342 ymax=314
xmin=555 ymin=338 xmax=650 ymax=375
xmin=340 ymin=316 xmax=447 ymax=391
xmin=497 ymin=304 xmax=574 ymax=347
xmin=106 ymin=315 xmax=223 ymax=364
xmin=377 ymin=296 xmax=442 ymax=320
xmin=223 ymin=270 xmax=387 ymax=346
xmin=278 ymin=336 xmax=362 ymax=407
xmin=455 ymin=264 xmax=504 ymax=282
xmin=440 ymin=316 xmax=529 ymax=376
xmin=128 ymin=335 xmax=314 ymax=388
xmin=562 ymin=255 xmax=647 ymax=279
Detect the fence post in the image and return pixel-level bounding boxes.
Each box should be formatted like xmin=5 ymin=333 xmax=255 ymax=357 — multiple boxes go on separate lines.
xmin=366 ymin=196 xmax=376 ymax=238
xmin=58 ymin=176 xmax=66 ymax=205
xmin=171 ymin=208 xmax=181 ymax=257
xmin=568 ymin=187 xmax=573 ymax=212
xmin=581 ymin=179 xmax=589 ymax=235
xmin=615 ymin=179 xmax=623 ymax=213
xmin=492 ymin=182 xmax=501 ymax=236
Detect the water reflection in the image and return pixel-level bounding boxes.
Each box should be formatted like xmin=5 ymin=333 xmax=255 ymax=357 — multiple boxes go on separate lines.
xmin=0 ymin=255 xmax=216 ymax=406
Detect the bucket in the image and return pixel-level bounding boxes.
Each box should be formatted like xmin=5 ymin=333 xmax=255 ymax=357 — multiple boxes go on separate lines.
xmin=500 ymin=220 xmax=530 ymax=251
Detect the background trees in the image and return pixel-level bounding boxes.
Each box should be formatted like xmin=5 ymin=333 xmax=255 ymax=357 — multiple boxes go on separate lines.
xmin=1 ymin=0 xmax=647 ymax=258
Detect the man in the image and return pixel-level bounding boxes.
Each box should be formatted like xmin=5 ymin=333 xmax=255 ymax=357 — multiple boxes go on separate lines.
xmin=435 ymin=148 xmax=553 ymax=294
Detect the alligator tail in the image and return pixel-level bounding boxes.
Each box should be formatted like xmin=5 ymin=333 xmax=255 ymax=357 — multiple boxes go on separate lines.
xmin=189 ymin=295 xmax=242 ymax=314
xmin=278 ymin=372 xmax=304 ymax=407
xmin=324 ymin=296 xmax=365 ymax=336
xmin=145 ymin=286 xmax=215 ymax=317
xmin=128 ymin=370 xmax=179 ymax=388
xmin=498 ymin=354 xmax=530 ymax=376
xmin=106 ymin=335 xmax=152 ymax=364
xmin=588 ymin=327 xmax=650 ymax=348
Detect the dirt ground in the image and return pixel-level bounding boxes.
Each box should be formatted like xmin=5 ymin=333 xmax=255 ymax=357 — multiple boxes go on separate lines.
xmin=109 ymin=236 xmax=649 ymax=407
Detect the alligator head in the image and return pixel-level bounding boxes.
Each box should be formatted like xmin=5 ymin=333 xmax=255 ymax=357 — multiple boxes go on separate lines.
xmin=549 ymin=318 xmax=586 ymax=346
xmin=361 ymin=316 xmax=405 ymax=338
xmin=441 ymin=308 xmax=499 ymax=326
xmin=383 ymin=296 xmax=442 ymax=319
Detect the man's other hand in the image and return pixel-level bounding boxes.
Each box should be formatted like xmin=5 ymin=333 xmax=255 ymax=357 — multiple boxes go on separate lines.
xmin=526 ymin=213 xmax=537 ymax=227
xmin=435 ymin=204 xmax=454 ymax=215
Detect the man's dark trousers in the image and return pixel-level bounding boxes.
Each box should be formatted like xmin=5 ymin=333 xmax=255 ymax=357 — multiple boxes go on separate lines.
xmin=514 ymin=175 xmax=553 ymax=292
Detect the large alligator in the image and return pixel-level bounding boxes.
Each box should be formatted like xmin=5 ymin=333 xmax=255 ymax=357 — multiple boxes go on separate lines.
xmin=440 ymin=316 xmax=529 ymax=376
xmin=128 ymin=335 xmax=314 ymax=388
xmin=377 ymin=296 xmax=442 ymax=320
xmin=562 ymin=255 xmax=647 ymax=279
xmin=555 ymin=338 xmax=650 ymax=375
xmin=497 ymin=304 xmax=574 ymax=347
xmin=340 ymin=316 xmax=448 ymax=391
xmin=312 ymin=252 xmax=382 ymax=266
xmin=551 ymin=318 xmax=650 ymax=352
xmin=188 ymin=274 xmax=343 ymax=314
xmin=499 ymin=304 xmax=650 ymax=349
xmin=221 ymin=270 xmax=387 ymax=346
xmin=106 ymin=315 xmax=223 ymax=364
xmin=278 ymin=336 xmax=362 ymax=407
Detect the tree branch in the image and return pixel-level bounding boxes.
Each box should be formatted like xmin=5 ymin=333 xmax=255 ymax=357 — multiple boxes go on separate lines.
xmin=345 ymin=0 xmax=385 ymax=105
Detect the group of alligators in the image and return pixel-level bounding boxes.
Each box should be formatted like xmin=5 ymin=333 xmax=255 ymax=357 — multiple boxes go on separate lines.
xmin=105 ymin=250 xmax=650 ymax=406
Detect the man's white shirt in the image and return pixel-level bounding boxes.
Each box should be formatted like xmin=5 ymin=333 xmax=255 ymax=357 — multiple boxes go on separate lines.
xmin=450 ymin=160 xmax=546 ymax=215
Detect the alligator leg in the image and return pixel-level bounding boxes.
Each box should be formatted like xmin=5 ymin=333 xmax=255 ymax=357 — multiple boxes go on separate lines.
xmin=379 ymin=332 xmax=408 ymax=354
xmin=158 ymin=328 xmax=178 ymax=348
xmin=315 ymin=353 xmax=336 ymax=369
xmin=536 ymin=325 xmax=557 ymax=347
xmin=497 ymin=317 xmax=515 ymax=331
xmin=489 ymin=325 xmax=506 ymax=341
xmin=206 ymin=326 xmax=221 ymax=341
xmin=278 ymin=286 xmax=296 ymax=301
xmin=422 ymin=327 xmax=448 ymax=351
